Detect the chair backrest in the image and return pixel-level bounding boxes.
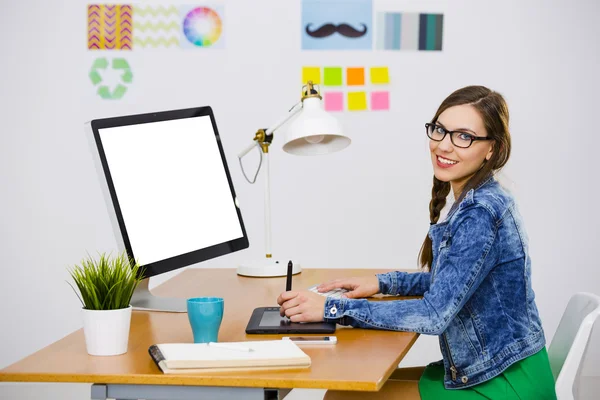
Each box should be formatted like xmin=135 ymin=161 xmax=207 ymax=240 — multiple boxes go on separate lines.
xmin=548 ymin=292 xmax=600 ymax=400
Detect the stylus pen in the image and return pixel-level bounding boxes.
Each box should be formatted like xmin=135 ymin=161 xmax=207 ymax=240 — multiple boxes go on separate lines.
xmin=286 ymin=261 xmax=293 ymax=291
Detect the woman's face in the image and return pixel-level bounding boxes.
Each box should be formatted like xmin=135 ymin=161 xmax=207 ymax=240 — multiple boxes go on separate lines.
xmin=429 ymin=104 xmax=494 ymax=195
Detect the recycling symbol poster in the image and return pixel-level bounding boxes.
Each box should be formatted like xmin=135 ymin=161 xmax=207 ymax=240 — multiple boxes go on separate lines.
xmin=89 ymin=58 xmax=133 ymax=100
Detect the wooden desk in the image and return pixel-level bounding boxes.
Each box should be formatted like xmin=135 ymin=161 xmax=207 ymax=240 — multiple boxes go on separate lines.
xmin=0 ymin=268 xmax=419 ymax=399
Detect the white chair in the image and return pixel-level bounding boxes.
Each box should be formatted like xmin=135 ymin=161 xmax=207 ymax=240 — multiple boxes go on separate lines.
xmin=548 ymin=292 xmax=600 ymax=400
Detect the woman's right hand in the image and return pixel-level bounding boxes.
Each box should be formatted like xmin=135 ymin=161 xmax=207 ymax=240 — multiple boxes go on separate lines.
xmin=316 ymin=275 xmax=380 ymax=299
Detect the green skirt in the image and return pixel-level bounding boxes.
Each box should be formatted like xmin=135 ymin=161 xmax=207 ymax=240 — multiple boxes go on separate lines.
xmin=418 ymin=348 xmax=557 ymax=400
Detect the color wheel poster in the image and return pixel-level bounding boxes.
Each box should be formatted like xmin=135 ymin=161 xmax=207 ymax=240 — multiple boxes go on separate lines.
xmin=179 ymin=4 xmax=225 ymax=48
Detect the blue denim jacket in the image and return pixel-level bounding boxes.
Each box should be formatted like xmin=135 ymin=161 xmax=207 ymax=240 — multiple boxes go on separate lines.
xmin=323 ymin=177 xmax=546 ymax=389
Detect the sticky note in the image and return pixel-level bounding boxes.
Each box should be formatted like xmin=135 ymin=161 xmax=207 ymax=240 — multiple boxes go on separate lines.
xmin=371 ymin=91 xmax=390 ymax=111
xmin=302 ymin=67 xmax=321 ymax=85
xmin=347 ymin=91 xmax=367 ymax=111
xmin=346 ymin=67 xmax=365 ymax=86
xmin=324 ymin=92 xmax=344 ymax=112
xmin=370 ymin=67 xmax=389 ymax=84
xmin=323 ymin=67 xmax=343 ymax=86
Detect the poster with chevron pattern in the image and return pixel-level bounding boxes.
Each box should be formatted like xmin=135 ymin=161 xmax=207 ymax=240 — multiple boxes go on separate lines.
xmin=87 ymin=4 xmax=225 ymax=50
xmin=133 ymin=5 xmax=181 ymax=48
xmin=88 ymin=5 xmax=133 ymax=50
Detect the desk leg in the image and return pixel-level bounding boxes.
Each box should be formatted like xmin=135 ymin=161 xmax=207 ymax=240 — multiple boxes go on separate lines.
xmin=274 ymin=388 xmax=291 ymax=399
xmin=91 ymin=384 xmax=287 ymax=400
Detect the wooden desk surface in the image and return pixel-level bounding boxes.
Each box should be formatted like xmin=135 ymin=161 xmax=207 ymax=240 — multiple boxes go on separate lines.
xmin=0 ymin=268 xmax=419 ymax=391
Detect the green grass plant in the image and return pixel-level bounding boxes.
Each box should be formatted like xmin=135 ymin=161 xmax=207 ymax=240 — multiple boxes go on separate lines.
xmin=68 ymin=252 xmax=144 ymax=310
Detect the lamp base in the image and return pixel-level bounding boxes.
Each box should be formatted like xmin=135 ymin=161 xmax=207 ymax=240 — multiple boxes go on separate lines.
xmin=237 ymin=259 xmax=302 ymax=277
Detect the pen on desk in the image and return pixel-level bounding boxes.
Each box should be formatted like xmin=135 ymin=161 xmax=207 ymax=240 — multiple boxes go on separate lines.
xmin=208 ymin=342 xmax=253 ymax=352
xmin=286 ymin=260 xmax=293 ymax=291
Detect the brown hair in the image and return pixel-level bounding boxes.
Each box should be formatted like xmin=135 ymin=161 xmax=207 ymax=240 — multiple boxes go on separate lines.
xmin=418 ymin=85 xmax=511 ymax=270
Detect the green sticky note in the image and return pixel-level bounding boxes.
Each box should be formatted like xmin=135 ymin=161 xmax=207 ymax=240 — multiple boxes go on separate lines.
xmin=370 ymin=67 xmax=389 ymax=84
xmin=302 ymin=67 xmax=321 ymax=85
xmin=348 ymin=92 xmax=367 ymax=111
xmin=323 ymin=67 xmax=343 ymax=86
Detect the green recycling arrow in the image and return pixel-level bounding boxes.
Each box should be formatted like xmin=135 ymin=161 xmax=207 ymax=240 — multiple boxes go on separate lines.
xmin=112 ymin=58 xmax=130 ymax=69
xmin=97 ymin=84 xmax=128 ymax=100
xmin=92 ymin=58 xmax=109 ymax=69
xmin=89 ymin=69 xmax=102 ymax=85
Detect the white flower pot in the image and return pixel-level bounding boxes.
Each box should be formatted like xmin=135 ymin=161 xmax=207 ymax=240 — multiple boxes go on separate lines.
xmin=82 ymin=305 xmax=132 ymax=356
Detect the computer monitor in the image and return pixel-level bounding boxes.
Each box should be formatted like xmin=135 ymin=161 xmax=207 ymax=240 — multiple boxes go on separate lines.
xmin=85 ymin=106 xmax=249 ymax=312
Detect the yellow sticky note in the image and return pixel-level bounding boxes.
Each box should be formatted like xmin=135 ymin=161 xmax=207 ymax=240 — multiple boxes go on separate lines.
xmin=347 ymin=92 xmax=367 ymax=111
xmin=370 ymin=67 xmax=390 ymax=84
xmin=302 ymin=67 xmax=321 ymax=85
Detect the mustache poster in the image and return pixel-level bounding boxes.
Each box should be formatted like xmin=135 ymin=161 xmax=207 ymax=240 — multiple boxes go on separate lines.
xmin=302 ymin=0 xmax=372 ymax=50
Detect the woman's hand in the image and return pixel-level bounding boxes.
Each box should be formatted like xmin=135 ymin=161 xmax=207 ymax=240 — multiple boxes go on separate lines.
xmin=317 ymin=275 xmax=380 ymax=299
xmin=277 ymin=290 xmax=327 ymax=322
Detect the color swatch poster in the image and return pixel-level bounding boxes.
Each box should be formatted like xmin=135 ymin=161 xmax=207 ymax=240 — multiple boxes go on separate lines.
xmin=376 ymin=13 xmax=443 ymax=51
xmin=301 ymin=0 xmax=373 ymax=50
xmin=302 ymin=66 xmax=390 ymax=111
xmin=88 ymin=4 xmax=225 ymax=50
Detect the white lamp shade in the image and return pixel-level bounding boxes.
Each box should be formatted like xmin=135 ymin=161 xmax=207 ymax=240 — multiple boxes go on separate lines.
xmin=282 ymin=97 xmax=350 ymax=156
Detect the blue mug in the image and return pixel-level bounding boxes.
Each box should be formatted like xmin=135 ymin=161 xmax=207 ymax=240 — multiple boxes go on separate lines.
xmin=187 ymin=297 xmax=224 ymax=343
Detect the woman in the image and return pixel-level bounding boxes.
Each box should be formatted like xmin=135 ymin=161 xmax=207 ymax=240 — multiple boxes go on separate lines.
xmin=277 ymin=86 xmax=557 ymax=399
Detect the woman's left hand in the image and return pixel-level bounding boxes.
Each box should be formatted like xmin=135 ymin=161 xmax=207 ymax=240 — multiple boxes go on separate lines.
xmin=277 ymin=290 xmax=327 ymax=322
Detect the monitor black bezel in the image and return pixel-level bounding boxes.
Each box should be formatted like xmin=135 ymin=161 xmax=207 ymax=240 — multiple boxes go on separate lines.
xmin=89 ymin=106 xmax=249 ymax=278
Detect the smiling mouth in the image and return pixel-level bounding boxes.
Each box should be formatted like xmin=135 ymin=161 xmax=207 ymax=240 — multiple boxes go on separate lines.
xmin=437 ymin=155 xmax=458 ymax=165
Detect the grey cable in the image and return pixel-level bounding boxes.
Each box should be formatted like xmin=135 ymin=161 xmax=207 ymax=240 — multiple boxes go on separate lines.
xmin=238 ymin=143 xmax=262 ymax=184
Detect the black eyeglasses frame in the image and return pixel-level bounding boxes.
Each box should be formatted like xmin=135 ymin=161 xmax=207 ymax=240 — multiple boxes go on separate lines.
xmin=425 ymin=123 xmax=493 ymax=149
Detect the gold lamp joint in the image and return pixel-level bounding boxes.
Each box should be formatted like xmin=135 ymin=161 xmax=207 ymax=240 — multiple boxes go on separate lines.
xmin=301 ymin=81 xmax=322 ymax=101
xmin=253 ymin=129 xmax=271 ymax=153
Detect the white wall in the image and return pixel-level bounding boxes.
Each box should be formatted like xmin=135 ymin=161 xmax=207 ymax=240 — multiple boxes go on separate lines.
xmin=2 ymin=0 xmax=599 ymax=399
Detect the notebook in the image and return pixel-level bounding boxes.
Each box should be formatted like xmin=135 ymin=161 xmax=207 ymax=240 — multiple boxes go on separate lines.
xmin=148 ymin=340 xmax=311 ymax=374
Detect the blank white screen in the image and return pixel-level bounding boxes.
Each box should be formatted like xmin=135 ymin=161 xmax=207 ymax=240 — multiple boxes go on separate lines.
xmin=98 ymin=115 xmax=243 ymax=266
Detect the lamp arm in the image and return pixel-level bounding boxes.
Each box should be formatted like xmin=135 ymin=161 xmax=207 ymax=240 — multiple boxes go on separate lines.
xmin=265 ymin=102 xmax=302 ymax=136
xmin=237 ymin=102 xmax=302 ymax=160
xmin=238 ymin=141 xmax=258 ymax=159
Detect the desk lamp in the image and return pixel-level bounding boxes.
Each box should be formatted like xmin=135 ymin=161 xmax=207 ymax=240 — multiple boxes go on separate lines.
xmin=237 ymin=81 xmax=350 ymax=277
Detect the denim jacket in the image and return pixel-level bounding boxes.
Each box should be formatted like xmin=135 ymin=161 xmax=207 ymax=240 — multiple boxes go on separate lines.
xmin=323 ymin=177 xmax=546 ymax=389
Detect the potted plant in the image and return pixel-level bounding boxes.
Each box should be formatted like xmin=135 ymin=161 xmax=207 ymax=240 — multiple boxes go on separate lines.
xmin=68 ymin=251 xmax=144 ymax=356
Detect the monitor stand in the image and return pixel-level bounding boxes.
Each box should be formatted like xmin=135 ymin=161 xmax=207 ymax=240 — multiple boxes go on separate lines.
xmin=130 ymin=278 xmax=187 ymax=313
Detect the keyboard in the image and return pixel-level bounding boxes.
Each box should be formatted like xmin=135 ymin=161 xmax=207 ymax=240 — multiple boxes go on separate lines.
xmin=308 ymin=285 xmax=349 ymax=299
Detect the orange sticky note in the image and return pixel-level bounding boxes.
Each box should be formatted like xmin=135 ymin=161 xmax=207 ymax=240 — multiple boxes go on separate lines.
xmin=346 ymin=67 xmax=365 ymax=86
xmin=302 ymin=67 xmax=321 ymax=85
xmin=370 ymin=67 xmax=390 ymax=84
xmin=347 ymin=91 xmax=367 ymax=111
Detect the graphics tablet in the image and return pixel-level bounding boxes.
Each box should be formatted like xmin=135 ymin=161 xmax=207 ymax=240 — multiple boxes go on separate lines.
xmin=246 ymin=307 xmax=336 ymax=334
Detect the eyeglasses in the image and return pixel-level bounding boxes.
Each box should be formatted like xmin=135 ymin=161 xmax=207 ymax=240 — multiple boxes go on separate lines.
xmin=425 ymin=123 xmax=493 ymax=149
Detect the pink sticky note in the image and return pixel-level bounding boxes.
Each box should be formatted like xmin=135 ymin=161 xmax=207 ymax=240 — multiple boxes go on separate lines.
xmin=324 ymin=92 xmax=344 ymax=112
xmin=371 ymin=91 xmax=390 ymax=111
